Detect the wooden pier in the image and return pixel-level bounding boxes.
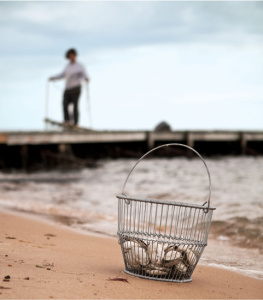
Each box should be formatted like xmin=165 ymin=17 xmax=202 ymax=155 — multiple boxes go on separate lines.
xmin=1 ymin=129 xmax=263 ymax=152
xmin=0 ymin=130 xmax=263 ymax=169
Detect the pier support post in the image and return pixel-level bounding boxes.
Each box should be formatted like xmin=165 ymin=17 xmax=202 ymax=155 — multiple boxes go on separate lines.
xmin=186 ymin=132 xmax=194 ymax=148
xmin=146 ymin=132 xmax=154 ymax=150
xmin=58 ymin=143 xmax=72 ymax=155
xmin=186 ymin=132 xmax=194 ymax=157
xmin=240 ymin=133 xmax=247 ymax=155
xmin=21 ymin=145 xmax=28 ymax=170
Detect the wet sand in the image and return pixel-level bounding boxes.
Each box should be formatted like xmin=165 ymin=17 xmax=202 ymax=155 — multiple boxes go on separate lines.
xmin=0 ymin=210 xmax=262 ymax=299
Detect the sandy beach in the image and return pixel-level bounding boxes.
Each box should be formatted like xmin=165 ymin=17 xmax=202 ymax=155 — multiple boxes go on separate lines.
xmin=0 ymin=210 xmax=262 ymax=299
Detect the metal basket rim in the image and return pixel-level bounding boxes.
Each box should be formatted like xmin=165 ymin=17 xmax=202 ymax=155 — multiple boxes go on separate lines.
xmin=116 ymin=194 xmax=216 ymax=210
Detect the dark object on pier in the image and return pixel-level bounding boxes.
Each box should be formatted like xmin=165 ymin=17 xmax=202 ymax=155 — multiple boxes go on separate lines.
xmin=154 ymin=121 xmax=172 ymax=132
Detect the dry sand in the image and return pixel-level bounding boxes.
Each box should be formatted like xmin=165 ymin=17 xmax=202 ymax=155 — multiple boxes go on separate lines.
xmin=0 ymin=210 xmax=262 ymax=299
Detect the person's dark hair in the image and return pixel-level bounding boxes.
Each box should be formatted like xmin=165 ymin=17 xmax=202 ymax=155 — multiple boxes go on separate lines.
xmin=65 ymin=48 xmax=77 ymax=59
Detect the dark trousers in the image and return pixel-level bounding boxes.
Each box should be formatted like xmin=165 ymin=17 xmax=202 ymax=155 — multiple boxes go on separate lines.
xmin=63 ymin=86 xmax=81 ymax=125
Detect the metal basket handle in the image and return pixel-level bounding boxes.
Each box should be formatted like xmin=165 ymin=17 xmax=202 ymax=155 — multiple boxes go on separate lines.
xmin=121 ymin=143 xmax=211 ymax=213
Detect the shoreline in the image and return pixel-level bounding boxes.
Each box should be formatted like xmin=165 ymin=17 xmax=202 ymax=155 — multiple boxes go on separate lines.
xmin=1 ymin=206 xmax=263 ymax=281
xmin=1 ymin=209 xmax=263 ymax=299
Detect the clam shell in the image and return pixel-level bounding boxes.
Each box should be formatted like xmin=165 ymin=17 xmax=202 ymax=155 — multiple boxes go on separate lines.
xmin=164 ymin=249 xmax=181 ymax=261
xmin=123 ymin=240 xmax=149 ymax=269
xmin=145 ymin=263 xmax=169 ymax=271
xmin=123 ymin=237 xmax=147 ymax=249
xmin=147 ymin=242 xmax=165 ymax=265
xmin=125 ymin=251 xmax=140 ymax=269
xmin=163 ymin=250 xmax=182 ymax=267
xmin=176 ymin=245 xmax=197 ymax=266
xmin=131 ymin=245 xmax=150 ymax=266
xmin=122 ymin=241 xmax=133 ymax=252
xmin=175 ymin=261 xmax=188 ymax=274
xmin=122 ymin=239 xmax=147 ymax=252
xmin=176 ymin=244 xmax=187 ymax=253
xmin=185 ymin=248 xmax=197 ymax=266
xmin=144 ymin=268 xmax=169 ymax=276
xmin=143 ymin=263 xmax=170 ymax=276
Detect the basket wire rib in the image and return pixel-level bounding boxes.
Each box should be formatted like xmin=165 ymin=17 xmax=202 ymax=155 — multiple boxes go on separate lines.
xmin=117 ymin=143 xmax=215 ymax=282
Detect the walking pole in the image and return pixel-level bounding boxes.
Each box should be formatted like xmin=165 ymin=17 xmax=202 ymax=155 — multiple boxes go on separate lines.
xmin=45 ymin=80 xmax=50 ymax=130
xmin=86 ymin=81 xmax=92 ymax=128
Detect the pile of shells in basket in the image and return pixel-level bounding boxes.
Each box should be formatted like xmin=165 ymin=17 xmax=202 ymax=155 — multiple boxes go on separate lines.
xmin=121 ymin=238 xmax=198 ymax=279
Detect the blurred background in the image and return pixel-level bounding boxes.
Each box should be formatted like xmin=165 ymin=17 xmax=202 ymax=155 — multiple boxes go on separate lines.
xmin=0 ymin=1 xmax=262 ymax=131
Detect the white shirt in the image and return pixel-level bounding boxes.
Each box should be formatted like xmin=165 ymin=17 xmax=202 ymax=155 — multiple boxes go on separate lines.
xmin=51 ymin=61 xmax=89 ymax=90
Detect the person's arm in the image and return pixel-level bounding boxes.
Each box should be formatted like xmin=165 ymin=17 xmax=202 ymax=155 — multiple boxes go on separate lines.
xmin=49 ymin=69 xmax=66 ymax=81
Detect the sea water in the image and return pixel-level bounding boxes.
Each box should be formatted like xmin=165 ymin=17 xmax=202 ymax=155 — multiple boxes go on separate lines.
xmin=0 ymin=157 xmax=262 ymax=279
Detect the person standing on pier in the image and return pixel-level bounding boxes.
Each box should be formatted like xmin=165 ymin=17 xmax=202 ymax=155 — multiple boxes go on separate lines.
xmin=49 ymin=48 xmax=90 ymax=128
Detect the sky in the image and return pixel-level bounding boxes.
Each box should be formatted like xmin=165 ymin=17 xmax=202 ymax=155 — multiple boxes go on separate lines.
xmin=0 ymin=1 xmax=262 ymax=131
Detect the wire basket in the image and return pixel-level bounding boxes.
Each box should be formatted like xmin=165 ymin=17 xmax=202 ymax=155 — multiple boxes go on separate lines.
xmin=117 ymin=143 xmax=215 ymax=282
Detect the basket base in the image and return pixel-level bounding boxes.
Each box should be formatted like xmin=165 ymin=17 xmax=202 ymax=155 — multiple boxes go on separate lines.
xmin=124 ymin=270 xmax=192 ymax=283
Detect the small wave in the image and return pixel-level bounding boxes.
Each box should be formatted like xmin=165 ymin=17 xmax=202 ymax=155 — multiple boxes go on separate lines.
xmin=210 ymin=217 xmax=263 ymax=251
xmin=208 ymin=263 xmax=263 ymax=280
xmin=0 ymin=177 xmax=81 ymax=185
xmin=217 ymin=235 xmax=230 ymax=241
